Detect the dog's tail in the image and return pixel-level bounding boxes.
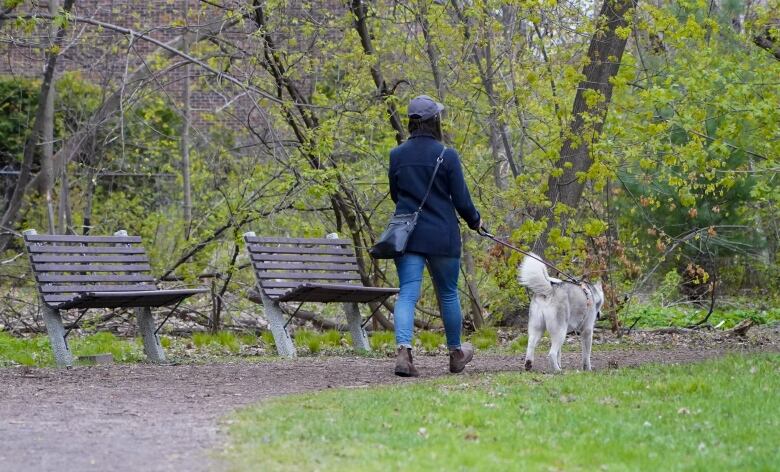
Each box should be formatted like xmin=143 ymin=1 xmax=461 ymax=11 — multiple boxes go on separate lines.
xmin=518 ymin=253 xmax=553 ymax=296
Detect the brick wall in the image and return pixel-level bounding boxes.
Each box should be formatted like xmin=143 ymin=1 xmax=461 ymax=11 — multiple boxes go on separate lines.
xmin=1 ymin=1 xmax=348 ymax=137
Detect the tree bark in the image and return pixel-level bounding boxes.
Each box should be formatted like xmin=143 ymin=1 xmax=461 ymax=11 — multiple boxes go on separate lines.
xmin=41 ymin=0 xmax=59 ymax=233
xmin=534 ymin=0 xmax=637 ymax=254
xmin=181 ymin=0 xmax=193 ymax=239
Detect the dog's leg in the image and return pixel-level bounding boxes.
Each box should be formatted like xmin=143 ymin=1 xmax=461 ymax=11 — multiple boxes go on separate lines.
xmin=581 ymin=327 xmax=593 ymax=371
xmin=525 ymin=301 xmax=544 ymax=371
xmin=548 ymin=326 xmax=565 ymax=373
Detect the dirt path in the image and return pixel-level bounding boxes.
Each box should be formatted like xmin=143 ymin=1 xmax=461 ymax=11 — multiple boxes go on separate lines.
xmin=1 ymin=338 xmax=777 ymax=472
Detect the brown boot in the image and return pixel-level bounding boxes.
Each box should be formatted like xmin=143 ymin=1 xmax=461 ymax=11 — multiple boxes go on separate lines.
xmin=449 ymin=342 xmax=474 ymax=373
xmin=395 ymin=347 xmax=420 ymax=377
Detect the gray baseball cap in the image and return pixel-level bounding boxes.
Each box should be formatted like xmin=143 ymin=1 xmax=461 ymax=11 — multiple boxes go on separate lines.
xmin=408 ymin=95 xmax=444 ymax=120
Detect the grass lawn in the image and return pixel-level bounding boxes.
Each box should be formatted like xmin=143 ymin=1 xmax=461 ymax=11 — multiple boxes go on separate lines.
xmin=224 ymin=353 xmax=779 ymax=471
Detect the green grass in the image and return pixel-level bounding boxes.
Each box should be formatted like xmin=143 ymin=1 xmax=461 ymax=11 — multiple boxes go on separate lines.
xmin=224 ymin=353 xmax=780 ymax=471
xmin=291 ymin=329 xmax=355 ymax=355
xmin=417 ymin=330 xmax=446 ymax=351
xmin=369 ymin=331 xmax=395 ymax=351
xmin=0 ymin=330 xmax=269 ymax=367
xmin=0 ymin=331 xmax=144 ymax=366
xmin=72 ymin=332 xmax=145 ymax=362
xmin=293 ymin=329 xmax=322 ymax=354
xmin=320 ymin=329 xmax=344 ymax=348
xmin=260 ymin=331 xmax=275 ymax=348
xmin=191 ymin=331 xmax=248 ymax=354
xmin=0 ymin=331 xmax=55 ymax=366
xmin=470 ymin=327 xmax=499 ymax=350
xmin=623 ymin=304 xmax=780 ymax=329
xmin=508 ymin=334 xmax=529 ymax=353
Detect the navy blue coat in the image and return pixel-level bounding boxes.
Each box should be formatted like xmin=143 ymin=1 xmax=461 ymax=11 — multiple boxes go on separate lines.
xmin=389 ymin=132 xmax=481 ymax=258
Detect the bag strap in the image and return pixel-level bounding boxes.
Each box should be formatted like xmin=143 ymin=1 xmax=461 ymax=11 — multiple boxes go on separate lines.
xmin=416 ymin=146 xmax=447 ymax=213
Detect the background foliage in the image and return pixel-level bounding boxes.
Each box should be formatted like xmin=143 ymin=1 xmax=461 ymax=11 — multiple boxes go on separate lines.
xmin=0 ymin=0 xmax=778 ymax=335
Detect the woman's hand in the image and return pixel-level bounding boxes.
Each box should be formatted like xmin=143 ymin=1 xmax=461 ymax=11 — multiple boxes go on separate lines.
xmin=476 ymin=219 xmax=489 ymax=235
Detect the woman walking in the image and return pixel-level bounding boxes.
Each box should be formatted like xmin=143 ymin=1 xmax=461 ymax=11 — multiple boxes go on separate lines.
xmin=389 ymin=95 xmax=483 ymax=377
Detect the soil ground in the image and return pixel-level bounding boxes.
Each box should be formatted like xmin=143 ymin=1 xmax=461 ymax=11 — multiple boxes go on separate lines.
xmin=1 ymin=327 xmax=778 ymax=472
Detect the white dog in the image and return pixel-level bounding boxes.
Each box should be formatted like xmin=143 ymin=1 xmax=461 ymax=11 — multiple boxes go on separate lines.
xmin=518 ymin=253 xmax=604 ymax=373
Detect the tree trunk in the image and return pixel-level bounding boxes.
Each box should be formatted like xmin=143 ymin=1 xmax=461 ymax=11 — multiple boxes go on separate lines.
xmin=754 ymin=21 xmax=780 ymax=60
xmin=57 ymin=166 xmax=71 ymax=234
xmin=450 ymin=0 xmax=519 ymax=186
xmin=0 ymin=0 xmax=75 ymax=247
xmin=41 ymin=0 xmax=59 ymax=234
xmin=534 ymin=0 xmax=637 ymax=254
xmin=462 ymin=230 xmax=485 ymax=328
xmin=350 ymin=0 xmax=406 ymax=145
xmin=417 ymin=3 xmax=485 ymax=329
xmin=181 ymin=0 xmax=193 ymax=239
xmin=0 ymin=16 xmax=241 ymax=251
xmin=417 ymin=0 xmax=445 ymax=100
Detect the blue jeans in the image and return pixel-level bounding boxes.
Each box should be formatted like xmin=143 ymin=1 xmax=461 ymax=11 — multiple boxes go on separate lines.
xmin=393 ymin=252 xmax=462 ymax=349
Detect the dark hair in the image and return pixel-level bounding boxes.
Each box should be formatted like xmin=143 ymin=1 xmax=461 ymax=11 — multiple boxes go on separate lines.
xmin=407 ymin=114 xmax=443 ymax=141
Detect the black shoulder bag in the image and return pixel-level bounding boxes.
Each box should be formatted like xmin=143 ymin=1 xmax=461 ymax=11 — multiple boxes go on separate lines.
xmin=369 ymin=146 xmax=446 ymax=259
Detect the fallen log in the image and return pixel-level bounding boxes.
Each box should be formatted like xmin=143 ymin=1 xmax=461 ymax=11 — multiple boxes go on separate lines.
xmin=246 ymin=290 xmax=347 ymax=331
xmin=727 ymin=319 xmax=755 ymax=337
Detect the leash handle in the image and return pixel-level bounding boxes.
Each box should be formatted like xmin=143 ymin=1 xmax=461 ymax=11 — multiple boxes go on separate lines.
xmin=476 ymin=227 xmax=580 ymax=284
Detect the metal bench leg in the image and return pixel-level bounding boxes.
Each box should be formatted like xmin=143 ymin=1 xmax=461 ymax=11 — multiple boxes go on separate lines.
xmin=135 ymin=307 xmax=166 ymax=363
xmin=344 ymin=302 xmax=370 ymax=352
xmin=42 ymin=305 xmax=73 ymax=367
xmin=260 ymin=292 xmax=296 ymax=358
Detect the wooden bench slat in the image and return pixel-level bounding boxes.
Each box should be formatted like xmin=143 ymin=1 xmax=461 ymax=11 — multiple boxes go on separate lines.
xmin=33 ymin=263 xmax=153 ymax=272
xmin=36 ymin=274 xmax=156 ymax=283
xmin=253 ymin=262 xmax=359 ymax=271
xmin=245 ymin=235 xmax=398 ymax=306
xmin=39 ymin=284 xmax=159 ymax=293
xmin=245 ymin=236 xmax=353 ymax=245
xmin=27 ymin=245 xmax=145 ymax=254
xmin=44 ymin=288 xmax=208 ymax=309
xmin=255 ymin=272 xmax=362 ymax=281
xmin=251 ymin=254 xmax=357 ymax=263
xmin=31 ymin=254 xmax=149 ymax=263
xmin=24 ymin=234 xmax=142 ymax=244
xmin=43 ymin=294 xmax=82 ymax=303
xmin=262 ymin=280 xmax=363 ymax=289
xmin=277 ymin=284 xmax=399 ymax=303
xmin=247 ymin=244 xmax=354 ymax=256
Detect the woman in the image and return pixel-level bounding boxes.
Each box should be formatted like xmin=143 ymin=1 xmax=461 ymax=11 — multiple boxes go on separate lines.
xmin=389 ymin=95 xmax=483 ymax=377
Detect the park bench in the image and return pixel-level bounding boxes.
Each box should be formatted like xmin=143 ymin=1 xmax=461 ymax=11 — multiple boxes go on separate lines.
xmin=244 ymin=232 xmax=399 ymax=357
xmin=23 ymin=229 xmax=207 ymax=367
